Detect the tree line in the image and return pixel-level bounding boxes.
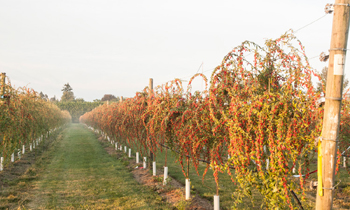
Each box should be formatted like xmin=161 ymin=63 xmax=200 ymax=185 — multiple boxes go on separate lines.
xmin=39 ymin=83 xmax=122 ymax=123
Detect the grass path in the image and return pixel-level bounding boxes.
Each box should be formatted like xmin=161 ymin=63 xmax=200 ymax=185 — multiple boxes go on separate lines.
xmin=27 ymin=124 xmax=168 ymax=209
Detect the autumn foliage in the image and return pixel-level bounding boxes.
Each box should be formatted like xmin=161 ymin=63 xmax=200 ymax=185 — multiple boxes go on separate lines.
xmin=0 ymin=78 xmax=71 ymax=160
xmin=80 ymin=32 xmax=350 ymax=208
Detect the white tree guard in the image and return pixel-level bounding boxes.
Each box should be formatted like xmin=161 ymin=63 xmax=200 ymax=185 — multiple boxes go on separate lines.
xmin=214 ymin=195 xmax=220 ymax=210
xmin=163 ymin=166 xmax=168 ymax=185
xmin=153 ymin=161 xmax=156 ymax=176
xmin=185 ymin=178 xmax=190 ymax=200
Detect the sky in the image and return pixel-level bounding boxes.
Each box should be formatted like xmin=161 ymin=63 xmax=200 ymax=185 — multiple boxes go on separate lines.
xmin=0 ymin=0 xmax=343 ymax=101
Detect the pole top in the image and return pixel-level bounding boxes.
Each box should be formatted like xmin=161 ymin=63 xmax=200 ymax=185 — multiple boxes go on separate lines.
xmin=149 ymin=78 xmax=153 ymax=92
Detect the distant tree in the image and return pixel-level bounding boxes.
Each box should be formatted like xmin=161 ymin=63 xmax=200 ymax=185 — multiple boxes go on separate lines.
xmin=61 ymin=91 xmax=75 ymax=101
xmin=317 ymin=67 xmax=349 ymax=95
xmin=75 ymin=98 xmax=85 ymax=102
xmin=101 ymin=94 xmax=118 ymax=102
xmin=61 ymin=83 xmax=73 ymax=92
xmin=50 ymin=95 xmax=58 ymax=102
xmin=39 ymin=91 xmax=49 ymax=101
xmin=61 ymin=83 xmax=75 ymax=101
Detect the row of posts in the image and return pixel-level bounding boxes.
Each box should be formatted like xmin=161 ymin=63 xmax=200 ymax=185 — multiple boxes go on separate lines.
xmin=0 ymin=138 xmax=41 ymax=171
xmin=89 ymin=125 xmax=350 ymax=210
xmin=0 ymin=128 xmax=59 ymax=172
xmin=97 ymin=128 xmax=221 ymax=208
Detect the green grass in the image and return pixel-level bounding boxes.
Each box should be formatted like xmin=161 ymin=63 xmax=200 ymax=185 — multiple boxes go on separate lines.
xmin=26 ymin=124 xmax=170 ymax=210
xmin=115 ymin=139 xmax=255 ymax=209
xmin=153 ymin=149 xmax=262 ymax=209
xmin=112 ymin=136 xmax=350 ymax=210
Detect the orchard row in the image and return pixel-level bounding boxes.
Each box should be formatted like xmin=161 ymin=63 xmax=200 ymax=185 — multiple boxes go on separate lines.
xmin=80 ymin=32 xmax=350 ymax=209
xmin=0 ymin=74 xmax=71 ymax=170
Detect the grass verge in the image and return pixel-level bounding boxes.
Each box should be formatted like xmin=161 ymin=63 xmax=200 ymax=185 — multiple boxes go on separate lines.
xmin=1 ymin=124 xmax=172 ymax=210
xmin=111 ymin=137 xmax=350 ymax=209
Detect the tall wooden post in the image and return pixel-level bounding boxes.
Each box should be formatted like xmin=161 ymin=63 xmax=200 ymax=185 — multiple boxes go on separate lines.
xmin=316 ymin=1 xmax=350 ymax=209
xmin=1 ymin=73 xmax=5 ymax=99
xmin=149 ymin=78 xmax=153 ymax=93
xmin=149 ymin=78 xmax=154 ymax=169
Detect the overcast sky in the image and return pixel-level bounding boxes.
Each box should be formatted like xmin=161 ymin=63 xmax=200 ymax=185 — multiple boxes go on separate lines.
xmin=0 ymin=0 xmax=342 ymax=101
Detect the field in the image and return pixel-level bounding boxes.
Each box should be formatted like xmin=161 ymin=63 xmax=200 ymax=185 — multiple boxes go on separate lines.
xmin=2 ymin=30 xmax=350 ymax=209
xmin=1 ymin=123 xmax=349 ymax=209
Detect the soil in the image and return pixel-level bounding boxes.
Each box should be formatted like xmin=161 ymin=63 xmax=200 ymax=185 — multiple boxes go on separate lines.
xmin=98 ymin=136 xmax=214 ymax=210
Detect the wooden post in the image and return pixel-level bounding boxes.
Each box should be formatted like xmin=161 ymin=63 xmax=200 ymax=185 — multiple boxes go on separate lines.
xmin=149 ymin=78 xmax=154 ymax=169
xmin=120 ymin=96 xmax=123 ymax=102
xmin=149 ymin=78 xmax=153 ymax=93
xmin=1 ymin=73 xmax=5 ymax=100
xmin=316 ymin=1 xmax=350 ymax=209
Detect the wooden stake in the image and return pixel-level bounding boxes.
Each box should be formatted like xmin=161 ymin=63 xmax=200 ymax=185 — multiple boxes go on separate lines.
xmin=149 ymin=78 xmax=154 ymax=169
xmin=316 ymin=1 xmax=350 ymax=209
xmin=0 ymin=73 xmax=5 ymax=100
xmin=149 ymin=78 xmax=153 ymax=93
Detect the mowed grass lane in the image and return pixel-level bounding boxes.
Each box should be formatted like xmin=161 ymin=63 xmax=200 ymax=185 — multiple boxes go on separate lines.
xmin=28 ymin=124 xmax=168 ymax=209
